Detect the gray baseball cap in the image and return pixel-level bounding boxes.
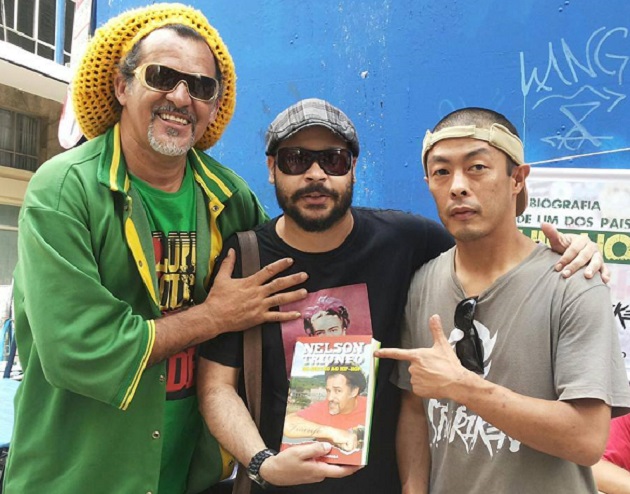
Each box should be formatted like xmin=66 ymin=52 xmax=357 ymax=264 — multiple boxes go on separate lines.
xmin=265 ymin=98 xmax=360 ymax=156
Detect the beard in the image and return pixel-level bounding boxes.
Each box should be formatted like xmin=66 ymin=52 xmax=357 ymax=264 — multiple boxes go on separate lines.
xmin=328 ymin=401 xmax=341 ymax=415
xmin=275 ymin=180 xmax=353 ymax=232
xmin=147 ymin=106 xmax=197 ymax=156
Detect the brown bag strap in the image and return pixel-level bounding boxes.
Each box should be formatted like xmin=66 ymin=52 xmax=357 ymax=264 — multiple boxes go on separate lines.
xmin=236 ymin=230 xmax=263 ymax=427
xmin=233 ymin=231 xmax=262 ymax=494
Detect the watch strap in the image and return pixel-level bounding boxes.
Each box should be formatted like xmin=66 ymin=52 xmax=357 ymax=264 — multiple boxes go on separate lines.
xmin=246 ymin=448 xmax=277 ymax=488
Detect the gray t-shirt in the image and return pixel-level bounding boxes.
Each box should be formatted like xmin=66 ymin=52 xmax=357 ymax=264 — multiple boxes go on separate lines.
xmin=394 ymin=244 xmax=630 ymax=494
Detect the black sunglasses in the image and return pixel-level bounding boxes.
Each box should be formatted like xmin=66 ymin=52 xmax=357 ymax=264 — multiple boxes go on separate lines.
xmin=275 ymin=148 xmax=353 ymax=176
xmin=133 ymin=63 xmax=220 ymax=102
xmin=454 ymin=297 xmax=484 ymax=374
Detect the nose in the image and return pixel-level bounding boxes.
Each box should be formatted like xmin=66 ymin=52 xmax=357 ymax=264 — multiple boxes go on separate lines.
xmin=303 ymin=160 xmax=328 ymax=181
xmin=449 ymin=169 xmax=469 ymax=198
xmin=166 ymin=80 xmax=193 ymax=105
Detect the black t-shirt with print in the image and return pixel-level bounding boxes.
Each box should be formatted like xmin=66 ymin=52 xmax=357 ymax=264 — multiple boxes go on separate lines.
xmin=200 ymin=207 xmax=454 ymax=494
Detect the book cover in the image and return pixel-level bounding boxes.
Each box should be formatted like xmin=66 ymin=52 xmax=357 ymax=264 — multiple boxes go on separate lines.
xmin=280 ymin=335 xmax=380 ymax=466
xmin=279 ymin=284 xmax=373 ymax=378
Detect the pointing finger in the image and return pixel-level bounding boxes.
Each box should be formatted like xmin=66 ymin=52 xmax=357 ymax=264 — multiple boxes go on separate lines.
xmin=374 ymin=348 xmax=415 ymax=361
xmin=428 ymin=315 xmax=449 ymax=346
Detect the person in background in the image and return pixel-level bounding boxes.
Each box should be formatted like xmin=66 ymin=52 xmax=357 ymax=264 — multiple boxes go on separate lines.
xmin=594 ymin=414 xmax=630 ymax=494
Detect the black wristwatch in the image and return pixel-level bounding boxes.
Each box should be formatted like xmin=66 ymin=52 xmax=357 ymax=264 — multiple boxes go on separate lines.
xmin=246 ymin=448 xmax=277 ymax=489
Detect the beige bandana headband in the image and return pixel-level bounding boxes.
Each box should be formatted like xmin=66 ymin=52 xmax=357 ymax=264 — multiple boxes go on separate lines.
xmin=421 ymin=123 xmax=528 ymax=216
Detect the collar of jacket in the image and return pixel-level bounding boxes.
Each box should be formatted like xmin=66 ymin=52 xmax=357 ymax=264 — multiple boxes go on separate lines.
xmin=96 ymin=123 xmax=238 ymax=203
xmin=94 ymin=123 xmax=238 ymax=307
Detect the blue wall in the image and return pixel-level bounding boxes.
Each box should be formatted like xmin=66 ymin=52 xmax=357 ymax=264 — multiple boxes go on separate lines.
xmin=96 ymin=0 xmax=630 ymax=221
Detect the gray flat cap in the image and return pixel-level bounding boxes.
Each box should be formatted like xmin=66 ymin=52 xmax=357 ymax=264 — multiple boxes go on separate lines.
xmin=265 ymin=98 xmax=360 ymax=156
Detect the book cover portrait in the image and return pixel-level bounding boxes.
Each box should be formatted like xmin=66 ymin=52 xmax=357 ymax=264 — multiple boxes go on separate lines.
xmin=281 ymin=335 xmax=379 ymax=465
xmin=280 ymin=284 xmax=373 ymax=377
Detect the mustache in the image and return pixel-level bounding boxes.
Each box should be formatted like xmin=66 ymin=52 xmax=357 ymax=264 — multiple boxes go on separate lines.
xmin=152 ymin=105 xmax=197 ymax=125
xmin=290 ymin=183 xmax=339 ymax=202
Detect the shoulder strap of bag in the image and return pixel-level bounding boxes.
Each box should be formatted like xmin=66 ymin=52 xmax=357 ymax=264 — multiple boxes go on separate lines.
xmin=233 ymin=231 xmax=262 ymax=494
xmin=236 ymin=230 xmax=263 ymax=426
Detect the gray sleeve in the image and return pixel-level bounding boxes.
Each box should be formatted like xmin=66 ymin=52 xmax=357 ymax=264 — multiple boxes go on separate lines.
xmin=556 ymin=282 xmax=630 ymax=411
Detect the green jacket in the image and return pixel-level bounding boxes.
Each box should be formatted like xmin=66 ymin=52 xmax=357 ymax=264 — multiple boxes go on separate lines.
xmin=5 ymin=124 xmax=268 ymax=494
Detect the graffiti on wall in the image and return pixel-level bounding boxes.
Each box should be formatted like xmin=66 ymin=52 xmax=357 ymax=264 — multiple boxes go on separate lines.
xmin=520 ymin=26 xmax=629 ymax=151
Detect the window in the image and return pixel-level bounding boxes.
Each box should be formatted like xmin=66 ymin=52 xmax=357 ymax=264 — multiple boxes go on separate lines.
xmin=0 ymin=0 xmax=76 ymax=64
xmin=0 ymin=205 xmax=19 ymax=285
xmin=0 ymin=108 xmax=40 ymax=172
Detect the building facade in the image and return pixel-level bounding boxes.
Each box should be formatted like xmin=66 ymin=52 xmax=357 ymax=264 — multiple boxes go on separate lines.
xmin=0 ymin=0 xmax=75 ymax=288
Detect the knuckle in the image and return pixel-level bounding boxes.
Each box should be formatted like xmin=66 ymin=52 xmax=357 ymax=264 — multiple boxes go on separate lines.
xmin=265 ymin=310 xmax=282 ymax=323
xmin=265 ymin=277 xmax=279 ymax=292
xmin=262 ymin=263 xmax=278 ymax=276
xmin=265 ymin=294 xmax=281 ymax=308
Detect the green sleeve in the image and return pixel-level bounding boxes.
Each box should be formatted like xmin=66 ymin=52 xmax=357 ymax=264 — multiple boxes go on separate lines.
xmin=17 ymin=193 xmax=153 ymax=410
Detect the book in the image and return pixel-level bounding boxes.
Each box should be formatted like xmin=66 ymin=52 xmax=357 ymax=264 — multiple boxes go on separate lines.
xmin=280 ymin=334 xmax=380 ymax=466
xmin=279 ymin=284 xmax=373 ymax=379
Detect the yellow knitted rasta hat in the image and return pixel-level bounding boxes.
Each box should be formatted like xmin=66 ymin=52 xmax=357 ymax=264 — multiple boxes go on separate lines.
xmin=72 ymin=2 xmax=236 ymax=150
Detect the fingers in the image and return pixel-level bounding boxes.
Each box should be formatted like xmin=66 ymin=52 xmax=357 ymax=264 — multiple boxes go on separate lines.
xmin=541 ymin=222 xmax=569 ymax=253
xmin=264 ymin=306 xmax=303 ymax=324
xmin=249 ymin=260 xmax=309 ymax=306
xmin=568 ymin=248 xmax=601 ymax=279
xmin=601 ymin=262 xmax=611 ymax=284
xmin=557 ymin=241 xmax=599 ymax=279
xmin=266 ymin=271 xmax=309 ymax=290
xmin=537 ymin=226 xmax=609 ymax=282
xmin=553 ymin=235 xmax=586 ymax=274
xmin=540 ymin=222 xmax=575 ymax=275
xmin=213 ymin=248 xmax=236 ymax=279
xmin=292 ymin=444 xmax=361 ymax=479
xmin=294 ymin=441 xmax=332 ymax=460
xmin=374 ymin=348 xmax=415 ymax=361
xmin=541 ymin=224 xmax=601 ymax=278
xmin=272 ymin=445 xmax=361 ymax=485
xmin=569 ymin=249 xmax=609 ymax=282
xmin=318 ymin=464 xmax=363 ymax=479
xmin=254 ymin=257 xmax=298 ymax=283
xmin=428 ymin=314 xmax=447 ymax=344
xmin=264 ymin=273 xmax=309 ymax=298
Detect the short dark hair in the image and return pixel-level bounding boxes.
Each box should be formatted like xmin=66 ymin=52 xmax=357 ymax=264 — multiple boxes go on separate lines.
xmin=325 ymin=362 xmax=367 ymax=394
xmin=117 ymin=24 xmax=223 ymax=91
xmin=432 ymin=107 xmax=519 ymax=174
xmin=433 ymin=107 xmax=519 ymax=136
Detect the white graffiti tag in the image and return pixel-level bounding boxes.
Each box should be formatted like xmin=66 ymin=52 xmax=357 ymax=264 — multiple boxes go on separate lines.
xmin=520 ymin=26 xmax=629 ymax=151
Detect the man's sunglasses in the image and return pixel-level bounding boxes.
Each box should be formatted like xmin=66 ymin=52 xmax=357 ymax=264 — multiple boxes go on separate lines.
xmin=275 ymin=148 xmax=353 ymax=176
xmin=133 ymin=63 xmax=220 ymax=102
xmin=454 ymin=297 xmax=484 ymax=374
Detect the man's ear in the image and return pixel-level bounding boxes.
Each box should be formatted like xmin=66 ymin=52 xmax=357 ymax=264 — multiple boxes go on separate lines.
xmin=113 ymin=71 xmax=130 ymax=106
xmin=266 ymin=156 xmax=276 ymax=184
xmin=350 ymin=386 xmax=359 ymax=398
xmin=512 ymin=164 xmax=531 ymax=194
xmin=208 ymin=98 xmax=220 ymax=122
xmin=351 ymin=157 xmax=358 ymax=183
